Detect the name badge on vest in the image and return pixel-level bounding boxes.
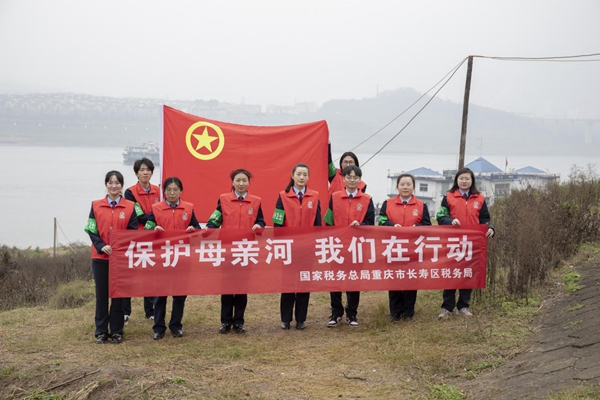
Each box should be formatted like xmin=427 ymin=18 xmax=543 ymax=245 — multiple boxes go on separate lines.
xmin=182 ymin=213 xmax=188 ymax=220
xmin=307 ymin=201 xmax=314 ymax=209
xmin=119 ymin=212 xmax=126 ymax=219
xmin=248 ymin=207 xmax=254 ymax=215
xmin=356 ymin=204 xmax=363 ymax=211
xmin=473 ymin=202 xmax=480 ymax=209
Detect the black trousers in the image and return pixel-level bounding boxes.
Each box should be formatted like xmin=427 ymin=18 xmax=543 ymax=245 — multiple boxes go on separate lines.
xmin=122 ymin=297 xmax=155 ymax=318
xmin=330 ymin=291 xmax=360 ymax=319
xmin=442 ymin=289 xmax=472 ymax=311
xmin=280 ymin=292 xmax=310 ymax=323
xmin=221 ymin=294 xmax=247 ymax=325
xmin=92 ymin=259 xmax=124 ymax=336
xmin=153 ymin=296 xmax=187 ymax=334
xmin=388 ymin=290 xmax=417 ymax=318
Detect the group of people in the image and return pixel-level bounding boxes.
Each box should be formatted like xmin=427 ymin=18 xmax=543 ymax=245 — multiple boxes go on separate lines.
xmin=85 ymin=151 xmax=494 ymax=344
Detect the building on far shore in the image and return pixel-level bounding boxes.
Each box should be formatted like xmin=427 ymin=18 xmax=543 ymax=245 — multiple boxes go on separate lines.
xmin=387 ymin=157 xmax=560 ymax=217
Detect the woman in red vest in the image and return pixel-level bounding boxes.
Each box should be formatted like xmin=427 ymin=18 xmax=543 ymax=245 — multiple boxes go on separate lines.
xmin=436 ymin=167 xmax=495 ymax=320
xmin=205 ymin=169 xmax=266 ymax=334
xmin=379 ymin=173 xmax=431 ymax=322
xmin=84 ymin=170 xmax=138 ymax=344
xmin=327 ymin=142 xmax=367 ymax=196
xmin=273 ymin=163 xmax=322 ymax=330
xmin=145 ymin=177 xmax=200 ymax=340
xmin=324 ymin=165 xmax=374 ymax=327
xmin=123 ymin=157 xmax=161 ymax=322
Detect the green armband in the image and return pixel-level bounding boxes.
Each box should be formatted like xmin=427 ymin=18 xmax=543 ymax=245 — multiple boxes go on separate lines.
xmin=144 ymin=220 xmax=156 ymax=230
xmin=208 ymin=210 xmax=223 ymax=227
xmin=323 ymin=209 xmax=334 ymax=226
xmin=436 ymin=206 xmax=450 ymax=219
xmin=328 ymin=162 xmax=337 ymax=178
xmin=134 ymin=202 xmax=144 ymax=216
xmin=378 ymin=215 xmax=388 ymax=226
xmin=84 ymin=218 xmax=98 ymax=234
xmin=272 ymin=208 xmax=285 ymax=225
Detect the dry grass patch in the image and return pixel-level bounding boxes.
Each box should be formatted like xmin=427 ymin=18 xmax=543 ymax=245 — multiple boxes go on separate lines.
xmin=0 ymin=289 xmax=540 ymax=399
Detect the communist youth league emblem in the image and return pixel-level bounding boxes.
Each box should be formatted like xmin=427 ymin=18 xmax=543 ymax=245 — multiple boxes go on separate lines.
xmin=185 ymin=121 xmax=225 ymax=160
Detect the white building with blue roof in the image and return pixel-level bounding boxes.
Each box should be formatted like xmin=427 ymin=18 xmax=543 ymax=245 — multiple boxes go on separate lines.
xmin=387 ymin=157 xmax=559 ymax=217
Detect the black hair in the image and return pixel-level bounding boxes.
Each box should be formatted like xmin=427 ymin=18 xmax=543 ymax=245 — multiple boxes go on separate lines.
xmin=339 ymin=151 xmax=359 ymax=169
xmin=342 ymin=165 xmax=362 ymax=177
xmin=133 ymin=157 xmax=155 ymax=174
xmin=163 ymin=176 xmax=183 ymax=192
xmin=285 ymin=163 xmax=310 ymax=193
xmin=105 ymin=170 xmax=124 ymax=186
xmin=449 ymin=167 xmax=480 ymax=194
xmin=230 ymin=169 xmax=252 ymax=181
xmin=396 ymin=173 xmax=415 ymax=187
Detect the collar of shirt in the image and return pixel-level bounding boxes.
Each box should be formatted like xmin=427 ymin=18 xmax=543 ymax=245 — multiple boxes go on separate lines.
xmin=107 ymin=196 xmax=121 ymax=205
xmin=459 ymin=190 xmax=470 ymax=197
xmin=235 ymin=191 xmax=247 ymax=200
xmin=166 ymin=200 xmax=180 ymax=208
xmin=346 ymin=189 xmax=358 ymax=197
xmin=292 ymin=187 xmax=305 ymax=196
xmin=399 ymin=195 xmax=412 ymax=203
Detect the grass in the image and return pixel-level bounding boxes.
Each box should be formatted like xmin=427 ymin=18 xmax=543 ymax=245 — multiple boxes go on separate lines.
xmin=0 ymin=289 xmax=539 ymax=399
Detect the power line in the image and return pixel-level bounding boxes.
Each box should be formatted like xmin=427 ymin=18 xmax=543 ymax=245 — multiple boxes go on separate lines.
xmin=361 ymin=57 xmax=468 ymax=166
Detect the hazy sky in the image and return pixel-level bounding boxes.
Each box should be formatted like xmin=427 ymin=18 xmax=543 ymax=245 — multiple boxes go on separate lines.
xmin=1 ymin=0 xmax=599 ymax=118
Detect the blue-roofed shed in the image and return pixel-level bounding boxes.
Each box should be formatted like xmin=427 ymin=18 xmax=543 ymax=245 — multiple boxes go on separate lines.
xmin=404 ymin=167 xmax=442 ymax=176
xmin=516 ymin=166 xmax=546 ymax=174
xmin=465 ymin=157 xmax=502 ymax=173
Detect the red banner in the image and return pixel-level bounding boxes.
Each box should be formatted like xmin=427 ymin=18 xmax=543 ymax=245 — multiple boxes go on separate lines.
xmin=161 ymin=106 xmax=330 ymax=223
xmin=109 ymin=225 xmax=488 ymax=297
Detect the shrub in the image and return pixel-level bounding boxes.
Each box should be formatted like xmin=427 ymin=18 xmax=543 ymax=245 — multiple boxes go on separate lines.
xmin=485 ymin=165 xmax=600 ymax=299
xmin=47 ymin=279 xmax=95 ymax=309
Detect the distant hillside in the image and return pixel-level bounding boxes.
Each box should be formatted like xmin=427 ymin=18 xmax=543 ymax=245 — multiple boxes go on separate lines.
xmin=0 ymin=90 xmax=597 ymax=156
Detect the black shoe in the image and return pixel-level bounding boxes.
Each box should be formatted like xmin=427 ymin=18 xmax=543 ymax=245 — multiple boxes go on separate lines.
xmin=281 ymin=322 xmax=291 ymax=330
xmin=390 ymin=313 xmax=402 ymax=322
xmin=110 ymin=333 xmax=123 ymax=344
xmin=153 ymin=332 xmax=165 ymax=341
xmin=296 ymin=322 xmax=306 ymax=330
xmin=95 ymin=334 xmax=109 ymax=344
xmin=172 ymin=330 xmax=184 ymax=338
xmin=404 ymin=316 xmax=413 ymax=322
xmin=233 ymin=324 xmax=246 ymax=334
xmin=219 ymin=324 xmax=231 ymax=334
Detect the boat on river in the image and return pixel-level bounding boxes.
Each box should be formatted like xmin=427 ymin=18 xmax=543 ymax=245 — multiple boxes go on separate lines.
xmin=122 ymin=142 xmax=160 ymax=165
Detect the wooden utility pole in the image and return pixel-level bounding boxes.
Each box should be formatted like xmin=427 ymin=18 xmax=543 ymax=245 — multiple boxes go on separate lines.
xmin=458 ymin=56 xmax=473 ymax=169
xmin=53 ymin=217 xmax=57 ymax=257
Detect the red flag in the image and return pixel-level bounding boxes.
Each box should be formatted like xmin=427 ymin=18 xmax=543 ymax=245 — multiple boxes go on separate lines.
xmin=161 ymin=106 xmax=329 ymax=222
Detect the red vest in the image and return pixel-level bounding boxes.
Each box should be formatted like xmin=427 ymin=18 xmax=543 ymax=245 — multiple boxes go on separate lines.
xmin=331 ymin=190 xmax=372 ymax=226
xmin=328 ymin=168 xmax=367 ymax=196
xmin=446 ymin=191 xmax=485 ymax=226
xmin=279 ymin=189 xmax=320 ymax=227
xmin=220 ymin=192 xmax=263 ymax=228
xmin=128 ymin=182 xmax=161 ymax=230
xmin=151 ymin=200 xmax=195 ymax=230
xmin=384 ymin=196 xmax=425 ymax=226
xmin=90 ymin=197 xmax=136 ymax=260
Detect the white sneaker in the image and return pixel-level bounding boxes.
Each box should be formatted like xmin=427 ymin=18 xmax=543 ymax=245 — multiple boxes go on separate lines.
xmin=346 ymin=317 xmax=359 ymax=327
xmin=457 ymin=307 xmax=473 ymax=317
xmin=124 ymin=315 xmax=130 ymax=325
xmin=437 ymin=308 xmax=451 ymax=320
xmin=327 ymin=316 xmax=341 ymax=327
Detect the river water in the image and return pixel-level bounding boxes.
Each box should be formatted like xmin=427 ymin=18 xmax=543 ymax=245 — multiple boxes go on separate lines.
xmin=0 ymin=144 xmax=596 ymax=248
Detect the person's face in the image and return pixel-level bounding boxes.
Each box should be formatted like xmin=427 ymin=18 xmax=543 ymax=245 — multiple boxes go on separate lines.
xmin=457 ymin=173 xmax=473 ymax=191
xmin=105 ymin=175 xmax=123 ymax=198
xmin=164 ymin=182 xmax=181 ymax=203
xmin=292 ymin=167 xmax=309 ymax=189
xmin=341 ymin=156 xmax=356 ymax=168
xmin=344 ymin=171 xmax=361 ymax=192
xmin=233 ymin=173 xmax=249 ymax=195
xmin=397 ymin=177 xmax=414 ymax=198
xmin=137 ymin=164 xmax=153 ymax=185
